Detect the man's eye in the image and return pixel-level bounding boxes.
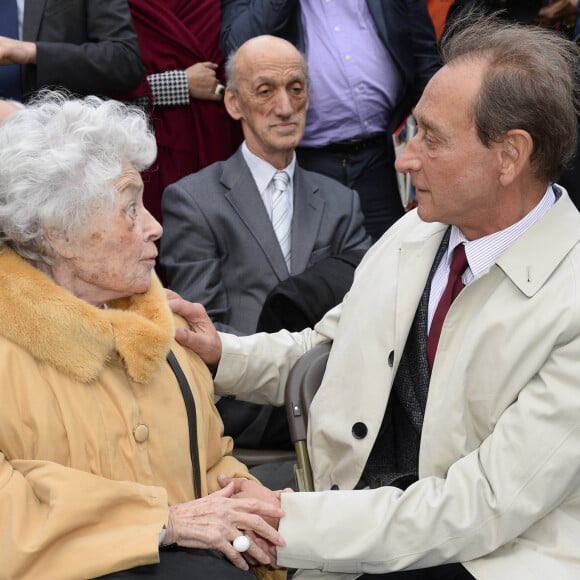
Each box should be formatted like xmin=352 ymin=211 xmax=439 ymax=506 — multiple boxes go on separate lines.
xmin=424 ymin=134 xmax=437 ymax=147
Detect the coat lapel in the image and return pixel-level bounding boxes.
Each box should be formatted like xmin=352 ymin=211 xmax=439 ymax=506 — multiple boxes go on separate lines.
xmin=290 ymin=167 xmax=325 ymax=275
xmin=23 ymin=0 xmax=47 ymax=41
xmin=221 ymin=151 xmax=289 ymax=280
xmin=394 ymin=222 xmax=448 ymax=364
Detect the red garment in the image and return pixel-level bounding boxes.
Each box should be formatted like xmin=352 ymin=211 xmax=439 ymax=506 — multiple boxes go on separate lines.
xmin=426 ymin=0 xmax=454 ymax=40
xmin=126 ymin=0 xmax=242 ymax=222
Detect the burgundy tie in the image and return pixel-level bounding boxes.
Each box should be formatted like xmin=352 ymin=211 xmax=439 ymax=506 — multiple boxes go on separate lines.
xmin=427 ymin=244 xmax=468 ymax=369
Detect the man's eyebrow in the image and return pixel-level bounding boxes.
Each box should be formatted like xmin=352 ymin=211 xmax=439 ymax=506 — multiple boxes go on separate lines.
xmin=253 ymin=75 xmax=276 ymax=86
xmin=253 ymin=72 xmax=307 ymax=86
xmin=415 ymin=112 xmax=449 ymax=143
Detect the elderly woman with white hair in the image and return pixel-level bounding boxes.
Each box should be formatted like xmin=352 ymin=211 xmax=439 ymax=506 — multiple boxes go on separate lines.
xmin=0 ymin=92 xmax=286 ymax=580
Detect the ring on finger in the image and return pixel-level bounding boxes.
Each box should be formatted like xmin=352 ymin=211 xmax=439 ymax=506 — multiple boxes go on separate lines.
xmin=233 ymin=534 xmax=251 ymax=553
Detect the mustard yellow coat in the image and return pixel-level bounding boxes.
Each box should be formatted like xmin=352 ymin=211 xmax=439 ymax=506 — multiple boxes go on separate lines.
xmin=0 ymin=248 xmax=251 ymax=579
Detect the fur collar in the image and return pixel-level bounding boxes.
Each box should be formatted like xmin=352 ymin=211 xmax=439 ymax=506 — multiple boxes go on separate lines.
xmin=0 ymin=248 xmax=174 ymax=384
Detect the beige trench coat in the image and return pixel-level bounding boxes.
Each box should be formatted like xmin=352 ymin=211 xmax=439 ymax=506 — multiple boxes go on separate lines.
xmin=216 ymin=190 xmax=580 ymax=579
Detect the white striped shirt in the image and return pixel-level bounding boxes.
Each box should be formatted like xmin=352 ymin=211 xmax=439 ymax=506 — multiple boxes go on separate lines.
xmin=241 ymin=141 xmax=296 ymax=223
xmin=427 ymin=186 xmax=558 ymax=333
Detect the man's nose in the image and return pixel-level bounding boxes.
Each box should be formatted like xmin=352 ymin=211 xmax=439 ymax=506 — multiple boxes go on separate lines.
xmin=274 ymin=90 xmax=294 ymax=116
xmin=395 ymin=138 xmax=420 ymax=174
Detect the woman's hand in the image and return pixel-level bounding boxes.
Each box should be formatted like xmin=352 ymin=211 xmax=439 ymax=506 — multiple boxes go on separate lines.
xmin=164 ymin=481 xmax=285 ymax=570
xmin=166 ymin=289 xmax=222 ymax=371
xmin=218 ymin=475 xmax=294 ymax=567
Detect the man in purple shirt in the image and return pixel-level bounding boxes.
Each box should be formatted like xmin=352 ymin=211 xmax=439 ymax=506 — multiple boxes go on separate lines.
xmin=220 ymin=0 xmax=440 ymax=241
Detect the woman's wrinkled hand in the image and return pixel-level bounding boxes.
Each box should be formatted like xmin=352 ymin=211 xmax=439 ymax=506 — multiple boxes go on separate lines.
xmin=218 ymin=475 xmax=294 ymax=567
xmin=164 ymin=481 xmax=285 ymax=570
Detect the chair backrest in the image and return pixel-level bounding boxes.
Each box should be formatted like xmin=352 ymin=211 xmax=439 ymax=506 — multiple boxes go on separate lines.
xmin=284 ymin=342 xmax=331 ymax=490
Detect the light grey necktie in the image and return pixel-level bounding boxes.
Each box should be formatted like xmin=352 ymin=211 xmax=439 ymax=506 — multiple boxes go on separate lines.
xmin=271 ymin=170 xmax=292 ymax=270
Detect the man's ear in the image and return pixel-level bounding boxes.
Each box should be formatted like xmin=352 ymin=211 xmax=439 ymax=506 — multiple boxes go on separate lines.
xmin=224 ymin=88 xmax=242 ymax=121
xmin=498 ymin=129 xmax=534 ymax=186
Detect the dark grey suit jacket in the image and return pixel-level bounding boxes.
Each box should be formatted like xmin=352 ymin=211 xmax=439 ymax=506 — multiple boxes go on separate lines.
xmin=160 ymin=148 xmax=371 ymax=335
xmin=21 ymin=0 xmax=144 ymax=98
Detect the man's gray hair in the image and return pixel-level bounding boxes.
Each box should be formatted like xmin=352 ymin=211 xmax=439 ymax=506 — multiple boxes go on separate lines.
xmin=0 ymin=91 xmax=157 ymax=266
xmin=442 ymin=10 xmax=580 ymax=182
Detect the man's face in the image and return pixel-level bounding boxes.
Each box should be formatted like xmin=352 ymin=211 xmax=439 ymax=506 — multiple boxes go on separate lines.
xmin=226 ymin=38 xmax=309 ymax=165
xmin=395 ymin=60 xmax=505 ymax=240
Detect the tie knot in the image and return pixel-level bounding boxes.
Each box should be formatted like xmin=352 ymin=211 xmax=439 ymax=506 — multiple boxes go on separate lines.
xmin=272 ymin=171 xmax=290 ymax=192
xmin=450 ymin=244 xmax=468 ymax=277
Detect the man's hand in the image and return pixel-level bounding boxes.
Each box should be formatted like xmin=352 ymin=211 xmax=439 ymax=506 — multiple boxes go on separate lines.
xmin=0 ymin=36 xmax=36 ymax=65
xmin=164 ymin=482 xmax=285 ymax=570
xmin=166 ymin=289 xmax=223 ymax=369
xmin=537 ymin=0 xmax=578 ymax=26
xmin=185 ymin=61 xmax=223 ymax=101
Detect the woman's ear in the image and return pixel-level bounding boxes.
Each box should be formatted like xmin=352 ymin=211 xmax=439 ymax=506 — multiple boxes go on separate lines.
xmin=498 ymin=129 xmax=534 ymax=187
xmin=45 ymin=228 xmax=75 ymax=259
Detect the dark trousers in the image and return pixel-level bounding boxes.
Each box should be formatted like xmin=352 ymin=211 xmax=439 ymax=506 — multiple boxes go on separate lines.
xmin=297 ymin=139 xmax=403 ymax=242
xmin=359 ymin=563 xmax=474 ymax=579
xmin=95 ymin=547 xmax=254 ymax=579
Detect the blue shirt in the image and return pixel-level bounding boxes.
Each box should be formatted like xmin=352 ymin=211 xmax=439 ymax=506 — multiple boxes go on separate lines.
xmin=299 ymin=0 xmax=403 ymax=146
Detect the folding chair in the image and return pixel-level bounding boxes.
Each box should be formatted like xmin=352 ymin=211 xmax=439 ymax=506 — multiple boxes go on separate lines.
xmin=284 ymin=342 xmax=331 ymax=491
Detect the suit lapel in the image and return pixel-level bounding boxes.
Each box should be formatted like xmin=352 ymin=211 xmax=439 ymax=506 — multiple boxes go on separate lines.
xmin=221 ymin=150 xmax=289 ymax=280
xmin=23 ymin=0 xmax=47 ymax=41
xmin=290 ymin=167 xmax=324 ymax=275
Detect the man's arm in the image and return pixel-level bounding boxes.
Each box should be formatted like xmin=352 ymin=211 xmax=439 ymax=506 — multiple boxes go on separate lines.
xmin=220 ymin=0 xmax=299 ymax=55
xmin=32 ymin=0 xmax=144 ymax=95
xmin=276 ymin=332 xmax=580 ymax=573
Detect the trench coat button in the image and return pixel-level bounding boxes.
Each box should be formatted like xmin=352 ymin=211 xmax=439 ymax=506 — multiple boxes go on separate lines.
xmin=330 ymin=484 xmax=339 ymax=490
xmin=133 ymin=424 xmax=150 ymax=443
xmin=387 ymin=351 xmax=394 ymax=367
xmin=352 ymin=422 xmax=368 ymax=439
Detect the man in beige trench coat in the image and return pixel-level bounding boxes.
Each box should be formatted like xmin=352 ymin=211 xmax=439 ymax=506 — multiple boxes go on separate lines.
xmin=170 ymin=11 xmax=580 ymax=580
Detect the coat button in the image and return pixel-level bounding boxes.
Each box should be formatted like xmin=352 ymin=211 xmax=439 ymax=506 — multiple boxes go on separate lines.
xmin=352 ymin=422 xmax=368 ymax=439
xmin=387 ymin=351 xmax=394 ymax=367
xmin=133 ymin=424 xmax=149 ymax=443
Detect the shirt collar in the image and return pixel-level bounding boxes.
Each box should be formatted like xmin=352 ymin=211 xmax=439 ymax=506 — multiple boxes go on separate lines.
xmin=449 ymin=185 xmax=557 ymax=281
xmin=241 ymin=141 xmax=296 ymax=194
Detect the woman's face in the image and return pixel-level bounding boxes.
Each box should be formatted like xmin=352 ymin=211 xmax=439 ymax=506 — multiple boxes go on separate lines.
xmin=50 ymin=162 xmax=163 ymax=306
